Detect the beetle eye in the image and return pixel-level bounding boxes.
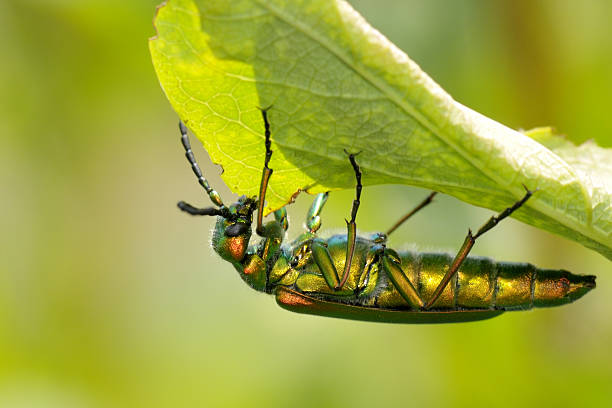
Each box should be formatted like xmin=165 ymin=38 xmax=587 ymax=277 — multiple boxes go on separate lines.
xmin=225 ymin=222 xmax=249 ymax=237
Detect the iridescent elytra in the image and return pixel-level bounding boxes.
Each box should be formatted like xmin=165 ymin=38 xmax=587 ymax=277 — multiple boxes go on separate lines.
xmin=176 ymin=108 xmax=595 ymax=324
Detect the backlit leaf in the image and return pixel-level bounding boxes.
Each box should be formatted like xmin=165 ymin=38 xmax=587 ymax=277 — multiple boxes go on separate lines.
xmin=150 ymin=0 xmax=612 ymax=260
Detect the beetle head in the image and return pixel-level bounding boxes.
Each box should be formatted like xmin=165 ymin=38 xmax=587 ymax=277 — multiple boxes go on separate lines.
xmin=211 ymin=196 xmax=258 ymax=264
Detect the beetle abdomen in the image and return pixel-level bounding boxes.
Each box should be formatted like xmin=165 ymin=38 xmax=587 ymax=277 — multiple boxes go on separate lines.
xmin=377 ymin=251 xmax=595 ymax=311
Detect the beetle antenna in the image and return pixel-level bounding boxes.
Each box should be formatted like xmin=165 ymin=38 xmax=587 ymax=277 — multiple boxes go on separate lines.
xmin=179 ymin=121 xmax=226 ymax=209
xmin=177 ymin=201 xmax=225 ymax=216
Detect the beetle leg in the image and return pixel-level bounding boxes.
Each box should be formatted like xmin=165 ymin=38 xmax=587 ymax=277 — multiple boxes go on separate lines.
xmin=306 ymin=193 xmax=329 ymax=233
xmin=311 ymin=238 xmax=341 ymax=290
xmin=244 ymin=220 xmax=284 ymax=291
xmin=423 ymin=186 xmax=535 ymax=309
xmin=256 ymin=106 xmax=274 ymax=237
xmin=241 ymin=253 xmax=268 ymax=292
xmin=357 ymin=244 xmax=385 ymax=294
xmin=386 ymin=192 xmax=438 ymax=236
xmin=337 ymin=151 xmax=362 ymax=290
xmin=274 ymin=207 xmax=289 ymax=232
xmin=382 ymin=248 xmax=425 ymax=308
xmin=257 ymin=224 xmax=284 ymax=263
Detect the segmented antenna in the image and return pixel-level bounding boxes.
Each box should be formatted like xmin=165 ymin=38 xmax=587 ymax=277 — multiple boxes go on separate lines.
xmin=179 ymin=121 xmax=225 ymax=208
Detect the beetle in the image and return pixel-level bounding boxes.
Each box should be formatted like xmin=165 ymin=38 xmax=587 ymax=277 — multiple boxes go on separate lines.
xmin=176 ymin=108 xmax=596 ymax=323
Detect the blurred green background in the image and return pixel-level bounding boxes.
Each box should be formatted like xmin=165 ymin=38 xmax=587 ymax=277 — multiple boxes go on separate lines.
xmin=1 ymin=0 xmax=611 ymax=407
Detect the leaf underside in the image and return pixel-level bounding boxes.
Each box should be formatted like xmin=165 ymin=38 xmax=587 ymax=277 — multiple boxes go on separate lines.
xmin=150 ymin=0 xmax=612 ymax=261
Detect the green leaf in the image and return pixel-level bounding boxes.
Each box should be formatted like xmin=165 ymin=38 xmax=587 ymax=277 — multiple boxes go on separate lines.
xmin=150 ymin=0 xmax=612 ymax=260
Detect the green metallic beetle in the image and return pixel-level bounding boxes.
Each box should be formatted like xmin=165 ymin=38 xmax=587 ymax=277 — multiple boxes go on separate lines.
xmin=177 ymin=108 xmax=596 ymax=324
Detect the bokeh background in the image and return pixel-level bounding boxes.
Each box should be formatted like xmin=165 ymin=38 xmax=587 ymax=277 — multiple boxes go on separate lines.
xmin=1 ymin=0 xmax=611 ymax=407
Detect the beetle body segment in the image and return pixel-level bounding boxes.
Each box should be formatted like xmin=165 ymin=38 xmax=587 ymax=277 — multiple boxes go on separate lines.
xmin=265 ymin=233 xmax=595 ymax=321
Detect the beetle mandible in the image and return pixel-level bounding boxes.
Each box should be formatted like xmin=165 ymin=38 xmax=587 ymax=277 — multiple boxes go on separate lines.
xmin=176 ymin=108 xmax=595 ymax=323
